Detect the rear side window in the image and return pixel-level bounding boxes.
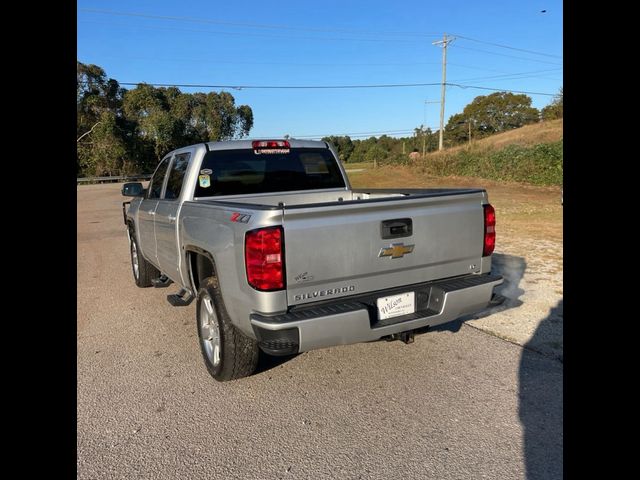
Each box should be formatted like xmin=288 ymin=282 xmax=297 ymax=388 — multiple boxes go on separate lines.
xmin=147 ymin=156 xmax=171 ymax=199
xmin=164 ymin=153 xmax=191 ymax=200
xmin=193 ymin=148 xmax=345 ymax=197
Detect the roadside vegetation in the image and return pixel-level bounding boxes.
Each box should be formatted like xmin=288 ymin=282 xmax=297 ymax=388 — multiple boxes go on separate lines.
xmin=326 ymin=92 xmax=563 ymax=186
xmin=409 ymin=121 xmax=563 ymax=185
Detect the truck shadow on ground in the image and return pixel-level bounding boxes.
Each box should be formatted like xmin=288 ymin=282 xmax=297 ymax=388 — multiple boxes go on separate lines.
xmin=519 ymin=299 xmax=563 ymax=480
xmin=254 ymin=350 xmax=299 ymax=375
xmin=424 ymin=254 xmax=563 ymax=479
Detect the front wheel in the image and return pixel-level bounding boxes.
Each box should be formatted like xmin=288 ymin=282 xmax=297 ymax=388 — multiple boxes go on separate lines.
xmin=196 ymin=277 xmax=259 ymax=381
xmin=129 ymin=230 xmax=159 ymax=288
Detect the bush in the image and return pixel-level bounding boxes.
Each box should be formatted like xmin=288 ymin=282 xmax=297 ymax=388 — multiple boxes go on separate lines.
xmin=379 ymin=152 xmax=411 ymax=166
xmin=419 ymin=140 xmax=563 ymax=185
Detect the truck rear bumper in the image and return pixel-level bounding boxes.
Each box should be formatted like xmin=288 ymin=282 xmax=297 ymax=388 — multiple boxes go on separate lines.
xmin=250 ymin=273 xmax=503 ymax=354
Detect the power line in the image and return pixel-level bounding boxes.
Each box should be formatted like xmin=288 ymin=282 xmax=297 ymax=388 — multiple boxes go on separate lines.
xmin=448 ymin=63 xmax=560 ymax=76
xmin=285 ymin=129 xmax=418 ymax=138
xmin=80 ymin=79 xmax=556 ymax=95
xmin=78 ymin=8 xmax=443 ymax=37
xmin=448 ymin=62 xmax=511 ymax=74
xmin=456 ymin=73 xmax=563 ymax=83
xmin=452 ymin=45 xmax=563 ymax=66
xmin=448 ymin=67 xmax=563 ymax=83
xmin=453 ymin=34 xmax=562 ymax=59
xmin=447 ymin=83 xmax=556 ymax=96
xmin=79 ymin=54 xmax=443 ymax=68
xmin=256 ymin=131 xmax=421 ymax=140
xmin=79 ymin=8 xmax=562 ymax=61
xmin=78 ymin=8 xmax=562 ymax=61
xmin=114 ymin=81 xmax=444 ymax=89
xmin=79 ymin=52 xmax=562 ymax=76
xmin=78 ymin=19 xmax=422 ymax=44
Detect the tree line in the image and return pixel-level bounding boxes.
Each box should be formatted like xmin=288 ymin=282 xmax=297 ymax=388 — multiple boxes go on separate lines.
xmin=77 ymin=62 xmax=254 ymax=177
xmin=77 ymin=61 xmax=562 ymax=175
xmin=323 ymin=89 xmax=563 ymax=164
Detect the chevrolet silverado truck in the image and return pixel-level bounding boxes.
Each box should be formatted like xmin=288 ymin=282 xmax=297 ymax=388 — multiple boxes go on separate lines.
xmin=122 ymin=139 xmax=503 ymax=381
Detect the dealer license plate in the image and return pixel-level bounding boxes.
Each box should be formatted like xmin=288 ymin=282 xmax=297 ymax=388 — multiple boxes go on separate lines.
xmin=376 ymin=292 xmax=415 ymax=320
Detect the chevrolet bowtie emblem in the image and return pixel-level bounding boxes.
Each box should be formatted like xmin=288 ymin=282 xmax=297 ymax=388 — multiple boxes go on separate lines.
xmin=378 ymin=243 xmax=415 ymax=259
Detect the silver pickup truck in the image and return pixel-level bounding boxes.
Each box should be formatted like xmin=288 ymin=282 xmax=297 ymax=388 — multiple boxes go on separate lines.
xmin=122 ymin=139 xmax=503 ymax=381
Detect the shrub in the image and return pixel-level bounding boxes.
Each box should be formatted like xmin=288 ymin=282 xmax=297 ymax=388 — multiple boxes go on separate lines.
xmin=418 ymin=140 xmax=563 ymax=185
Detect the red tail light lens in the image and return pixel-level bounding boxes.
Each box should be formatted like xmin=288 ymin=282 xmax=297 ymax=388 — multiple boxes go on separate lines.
xmin=483 ymin=204 xmax=496 ymax=257
xmin=245 ymin=226 xmax=285 ymax=291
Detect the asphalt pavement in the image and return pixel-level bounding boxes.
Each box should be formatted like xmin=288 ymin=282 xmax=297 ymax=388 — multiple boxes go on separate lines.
xmin=77 ymin=183 xmax=562 ymax=480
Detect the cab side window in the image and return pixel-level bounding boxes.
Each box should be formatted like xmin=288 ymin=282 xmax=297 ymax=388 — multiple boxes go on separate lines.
xmin=164 ymin=153 xmax=192 ymax=200
xmin=147 ymin=156 xmax=172 ymax=199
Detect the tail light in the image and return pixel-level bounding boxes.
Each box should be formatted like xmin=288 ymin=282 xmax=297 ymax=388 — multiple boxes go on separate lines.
xmin=252 ymin=140 xmax=291 ymax=155
xmin=483 ymin=204 xmax=496 ymax=257
xmin=252 ymin=140 xmax=290 ymax=149
xmin=245 ymin=226 xmax=285 ymax=291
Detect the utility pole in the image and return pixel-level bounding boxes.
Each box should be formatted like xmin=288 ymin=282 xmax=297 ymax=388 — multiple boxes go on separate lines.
xmin=433 ymin=33 xmax=455 ymax=151
xmin=468 ymin=120 xmax=471 ymax=147
xmin=423 ymin=99 xmax=439 ymax=155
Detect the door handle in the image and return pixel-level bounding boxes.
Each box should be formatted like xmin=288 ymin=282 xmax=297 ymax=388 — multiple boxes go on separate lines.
xmin=168 ymin=215 xmax=176 ymax=222
xmin=381 ymin=218 xmax=412 ymax=239
xmin=149 ymin=211 xmax=156 ymax=216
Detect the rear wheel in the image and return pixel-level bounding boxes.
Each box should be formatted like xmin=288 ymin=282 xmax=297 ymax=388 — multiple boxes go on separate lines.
xmin=129 ymin=230 xmax=159 ymax=288
xmin=196 ymin=276 xmax=259 ymax=381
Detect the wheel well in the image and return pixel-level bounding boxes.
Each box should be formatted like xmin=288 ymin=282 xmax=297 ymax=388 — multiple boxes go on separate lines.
xmin=188 ymin=250 xmax=216 ymax=291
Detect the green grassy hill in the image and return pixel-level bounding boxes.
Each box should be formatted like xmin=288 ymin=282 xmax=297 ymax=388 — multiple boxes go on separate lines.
xmin=416 ymin=119 xmax=563 ymax=185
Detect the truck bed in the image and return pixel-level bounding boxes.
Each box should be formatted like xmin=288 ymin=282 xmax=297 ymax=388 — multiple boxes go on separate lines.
xmin=186 ymin=187 xmax=490 ymax=308
xmin=193 ymin=187 xmax=485 ymax=210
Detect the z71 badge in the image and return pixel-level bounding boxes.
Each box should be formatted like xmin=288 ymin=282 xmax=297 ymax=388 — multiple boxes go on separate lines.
xmin=230 ymin=212 xmax=251 ymax=223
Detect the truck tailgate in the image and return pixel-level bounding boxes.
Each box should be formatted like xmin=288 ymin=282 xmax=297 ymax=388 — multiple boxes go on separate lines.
xmin=282 ymin=191 xmax=487 ymax=306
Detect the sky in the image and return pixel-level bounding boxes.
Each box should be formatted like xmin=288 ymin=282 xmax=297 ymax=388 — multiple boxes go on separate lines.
xmin=77 ymin=0 xmax=563 ymax=140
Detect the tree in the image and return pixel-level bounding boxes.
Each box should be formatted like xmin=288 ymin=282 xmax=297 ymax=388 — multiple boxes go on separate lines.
xmin=364 ymin=143 xmax=386 ymax=164
xmin=541 ymin=87 xmax=563 ymax=120
xmin=444 ymin=113 xmax=471 ymax=146
xmin=77 ymin=62 xmax=125 ymax=134
xmin=349 ymin=137 xmax=378 ymax=163
xmin=77 ymin=62 xmax=131 ymax=175
xmin=76 ymin=62 xmax=255 ymax=176
xmin=322 ymin=135 xmax=354 ymax=162
xmin=446 ymin=92 xmax=540 ymax=146
xmin=123 ymin=85 xmax=254 ymax=161
xmin=413 ymin=125 xmax=437 ymax=152
xmin=77 ymin=111 xmax=132 ymax=176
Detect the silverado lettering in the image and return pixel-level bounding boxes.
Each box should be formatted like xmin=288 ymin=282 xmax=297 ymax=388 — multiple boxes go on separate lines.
xmin=294 ymin=286 xmax=356 ymax=302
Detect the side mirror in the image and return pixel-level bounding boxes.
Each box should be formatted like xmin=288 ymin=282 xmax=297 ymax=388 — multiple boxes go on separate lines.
xmin=122 ymin=182 xmax=144 ymax=197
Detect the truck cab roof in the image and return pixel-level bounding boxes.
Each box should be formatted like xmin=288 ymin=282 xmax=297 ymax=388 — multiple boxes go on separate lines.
xmin=204 ymin=139 xmax=329 ymax=151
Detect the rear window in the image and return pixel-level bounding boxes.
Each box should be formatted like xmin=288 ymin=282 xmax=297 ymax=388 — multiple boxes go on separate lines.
xmin=193 ymin=148 xmax=345 ymax=197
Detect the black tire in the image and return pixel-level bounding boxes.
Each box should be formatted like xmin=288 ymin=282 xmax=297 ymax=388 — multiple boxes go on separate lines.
xmin=196 ymin=276 xmax=259 ymax=381
xmin=129 ymin=229 xmax=160 ymax=288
